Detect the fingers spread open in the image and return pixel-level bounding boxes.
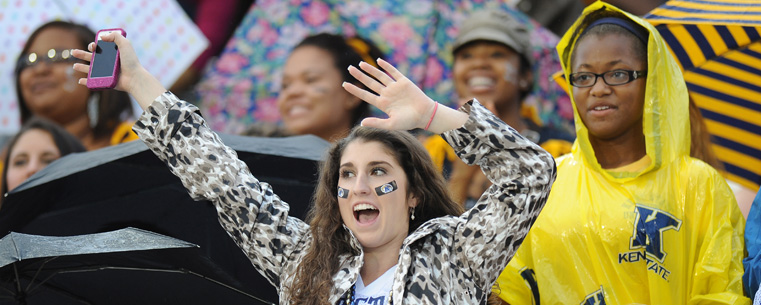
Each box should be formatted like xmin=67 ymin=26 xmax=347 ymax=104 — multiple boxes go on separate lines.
xmin=73 ymin=63 xmax=89 ymax=74
xmin=358 ymin=61 xmax=395 ymax=86
xmin=377 ymin=58 xmax=406 ymax=82
xmin=342 ymin=82 xmax=378 ymax=106
xmin=72 ymin=49 xmax=92 ymax=62
xmin=348 ymin=65 xmax=384 ymax=94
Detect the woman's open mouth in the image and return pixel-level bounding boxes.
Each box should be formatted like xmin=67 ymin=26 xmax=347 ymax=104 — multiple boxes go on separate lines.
xmin=353 ymin=203 xmax=379 ymax=224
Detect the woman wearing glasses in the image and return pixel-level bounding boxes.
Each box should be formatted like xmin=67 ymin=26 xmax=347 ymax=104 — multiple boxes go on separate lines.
xmin=493 ymin=2 xmax=747 ymax=304
xmin=13 ymin=21 xmax=135 ymax=151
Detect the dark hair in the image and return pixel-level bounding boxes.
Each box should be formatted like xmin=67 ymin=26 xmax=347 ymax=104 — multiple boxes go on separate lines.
xmin=454 ymin=40 xmax=534 ymax=101
xmin=688 ymin=95 xmax=723 ymax=170
xmin=569 ymin=10 xmax=648 ymax=67
xmin=14 ymin=21 xmax=133 ymax=141
xmin=293 ymin=33 xmax=385 ymax=126
xmin=289 ymin=126 xmax=463 ymax=305
xmin=1 ymin=117 xmax=86 ymax=200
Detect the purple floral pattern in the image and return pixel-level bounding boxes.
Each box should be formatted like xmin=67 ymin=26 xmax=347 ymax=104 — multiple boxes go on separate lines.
xmin=196 ymin=0 xmax=574 ymax=134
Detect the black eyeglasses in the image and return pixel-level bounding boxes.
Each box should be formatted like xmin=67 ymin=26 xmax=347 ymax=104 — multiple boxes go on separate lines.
xmin=569 ymin=70 xmax=647 ymax=88
xmin=16 ymin=49 xmax=83 ymax=72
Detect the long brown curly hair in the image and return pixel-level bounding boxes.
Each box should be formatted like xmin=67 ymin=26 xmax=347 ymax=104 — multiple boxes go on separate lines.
xmin=289 ymin=126 xmax=463 ymax=304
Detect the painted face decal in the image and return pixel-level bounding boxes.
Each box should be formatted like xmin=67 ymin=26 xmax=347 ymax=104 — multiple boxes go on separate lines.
xmin=374 ymin=180 xmax=397 ymax=196
xmin=337 ymin=186 xmax=349 ymax=199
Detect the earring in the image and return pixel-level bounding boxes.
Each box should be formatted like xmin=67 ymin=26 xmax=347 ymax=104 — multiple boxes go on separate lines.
xmin=410 ymin=207 xmax=415 ymax=221
xmin=87 ymin=93 xmax=99 ymax=128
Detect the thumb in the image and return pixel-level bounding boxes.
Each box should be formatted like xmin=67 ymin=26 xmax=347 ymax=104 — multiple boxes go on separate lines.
xmin=100 ymin=31 xmax=117 ymax=42
xmin=111 ymin=31 xmax=128 ymax=44
xmin=360 ymin=117 xmax=391 ymax=129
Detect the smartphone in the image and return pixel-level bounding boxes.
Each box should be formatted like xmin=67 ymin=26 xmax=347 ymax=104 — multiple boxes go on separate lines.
xmin=87 ymin=28 xmax=126 ymax=90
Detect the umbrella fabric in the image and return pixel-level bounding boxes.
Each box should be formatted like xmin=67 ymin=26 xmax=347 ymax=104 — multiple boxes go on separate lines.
xmin=644 ymin=0 xmax=761 ymax=191
xmin=0 ymin=0 xmax=209 ymax=134
xmin=0 ymin=227 xmax=196 ymax=268
xmin=0 ymin=228 xmax=273 ymax=304
xmin=195 ymin=0 xmax=574 ymax=135
xmin=0 ymin=133 xmax=329 ymax=304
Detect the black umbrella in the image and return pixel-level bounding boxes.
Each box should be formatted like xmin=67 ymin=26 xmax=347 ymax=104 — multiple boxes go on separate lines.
xmin=0 ymin=227 xmax=272 ymax=304
xmin=0 ymin=134 xmax=329 ymax=304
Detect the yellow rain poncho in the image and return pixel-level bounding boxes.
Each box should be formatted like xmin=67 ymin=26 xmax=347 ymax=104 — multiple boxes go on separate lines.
xmin=495 ymin=2 xmax=748 ymax=304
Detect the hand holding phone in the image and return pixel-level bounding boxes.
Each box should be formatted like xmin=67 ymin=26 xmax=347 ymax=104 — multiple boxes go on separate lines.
xmin=73 ymin=28 xmax=167 ymax=109
xmin=87 ymin=28 xmax=126 ymax=90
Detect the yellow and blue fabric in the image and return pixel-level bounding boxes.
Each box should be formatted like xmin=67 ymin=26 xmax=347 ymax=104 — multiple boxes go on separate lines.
xmin=644 ymin=0 xmax=761 ymax=191
xmin=745 ymin=190 xmax=761 ymax=298
xmin=496 ymin=2 xmax=748 ymax=304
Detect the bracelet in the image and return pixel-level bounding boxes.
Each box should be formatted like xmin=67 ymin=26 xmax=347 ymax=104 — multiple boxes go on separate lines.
xmin=424 ymin=102 xmax=439 ymax=131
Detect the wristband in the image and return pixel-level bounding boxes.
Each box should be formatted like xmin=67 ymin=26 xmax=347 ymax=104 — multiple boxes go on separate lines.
xmin=424 ymin=102 xmax=439 ymax=131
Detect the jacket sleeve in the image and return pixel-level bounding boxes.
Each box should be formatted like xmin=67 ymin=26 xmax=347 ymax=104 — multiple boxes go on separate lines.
xmin=132 ymin=92 xmax=310 ymax=290
xmin=493 ymin=248 xmax=538 ymax=304
xmin=442 ymin=100 xmax=556 ymax=290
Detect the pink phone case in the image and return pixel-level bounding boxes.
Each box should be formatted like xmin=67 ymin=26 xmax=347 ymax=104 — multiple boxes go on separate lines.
xmin=87 ymin=28 xmax=126 ymax=90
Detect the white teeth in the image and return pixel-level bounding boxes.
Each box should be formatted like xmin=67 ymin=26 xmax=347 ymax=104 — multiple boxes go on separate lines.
xmin=288 ymin=105 xmax=308 ymax=116
xmin=353 ymin=203 xmax=377 ymax=212
xmin=467 ymin=76 xmax=495 ymax=87
xmin=594 ymin=106 xmax=611 ymax=111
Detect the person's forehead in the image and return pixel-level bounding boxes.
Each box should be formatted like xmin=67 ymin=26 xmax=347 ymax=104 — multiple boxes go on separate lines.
xmin=455 ymin=40 xmax=519 ymax=57
xmin=340 ymin=141 xmax=398 ymax=166
xmin=286 ymin=46 xmax=335 ymax=67
xmin=573 ymin=33 xmax=642 ymax=65
xmin=27 ymin=28 xmax=82 ymax=52
xmin=11 ymin=129 xmax=56 ymax=154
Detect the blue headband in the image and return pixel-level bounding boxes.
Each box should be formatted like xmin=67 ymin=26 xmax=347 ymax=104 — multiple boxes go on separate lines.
xmin=583 ymin=17 xmax=648 ymax=44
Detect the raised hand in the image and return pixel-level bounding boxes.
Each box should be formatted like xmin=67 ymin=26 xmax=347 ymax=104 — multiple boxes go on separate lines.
xmin=343 ymin=59 xmax=467 ymax=133
xmin=71 ymin=32 xmax=166 ymax=110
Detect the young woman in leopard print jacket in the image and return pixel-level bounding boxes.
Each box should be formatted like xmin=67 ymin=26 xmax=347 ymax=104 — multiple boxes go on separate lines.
xmin=73 ymin=33 xmax=556 ymax=304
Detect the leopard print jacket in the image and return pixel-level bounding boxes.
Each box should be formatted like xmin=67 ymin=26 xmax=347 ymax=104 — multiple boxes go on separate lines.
xmin=133 ymin=92 xmax=556 ymax=304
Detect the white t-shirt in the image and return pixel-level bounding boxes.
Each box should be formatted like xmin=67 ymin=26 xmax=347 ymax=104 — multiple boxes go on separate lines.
xmin=353 ymin=265 xmax=397 ymax=305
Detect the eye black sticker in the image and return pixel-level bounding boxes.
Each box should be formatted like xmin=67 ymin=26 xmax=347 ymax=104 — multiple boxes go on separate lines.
xmin=374 ymin=180 xmax=397 ymax=196
xmin=337 ymin=186 xmax=349 ymax=199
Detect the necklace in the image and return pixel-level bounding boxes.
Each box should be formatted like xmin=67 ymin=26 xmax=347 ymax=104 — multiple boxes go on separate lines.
xmin=344 ymin=283 xmax=393 ymax=305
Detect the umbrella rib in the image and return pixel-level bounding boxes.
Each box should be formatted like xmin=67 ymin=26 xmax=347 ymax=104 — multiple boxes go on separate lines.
xmin=26 ymin=256 xmax=59 ymax=293
xmin=0 ymin=286 xmax=16 ymax=297
xmin=12 ymin=263 xmax=21 ymax=295
xmin=39 ymin=266 xmax=277 ymax=305
xmin=179 ymin=268 xmax=278 ymax=305
xmin=26 ymin=280 xmax=94 ymax=305
xmin=14 ymin=258 xmax=95 ymax=305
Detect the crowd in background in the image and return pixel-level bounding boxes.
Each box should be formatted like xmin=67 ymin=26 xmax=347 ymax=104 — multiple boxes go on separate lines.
xmin=1 ymin=0 xmax=760 ymax=303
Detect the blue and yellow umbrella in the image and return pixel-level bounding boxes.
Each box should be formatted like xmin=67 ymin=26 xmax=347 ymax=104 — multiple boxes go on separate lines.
xmin=645 ymin=0 xmax=761 ymax=191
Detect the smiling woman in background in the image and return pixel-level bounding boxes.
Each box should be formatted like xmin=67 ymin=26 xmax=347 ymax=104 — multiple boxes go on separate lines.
xmin=425 ymin=9 xmax=574 ymax=208
xmin=277 ymin=33 xmax=384 ymax=142
xmin=495 ymin=2 xmax=747 ymax=304
xmin=14 ymin=21 xmax=136 ymax=151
